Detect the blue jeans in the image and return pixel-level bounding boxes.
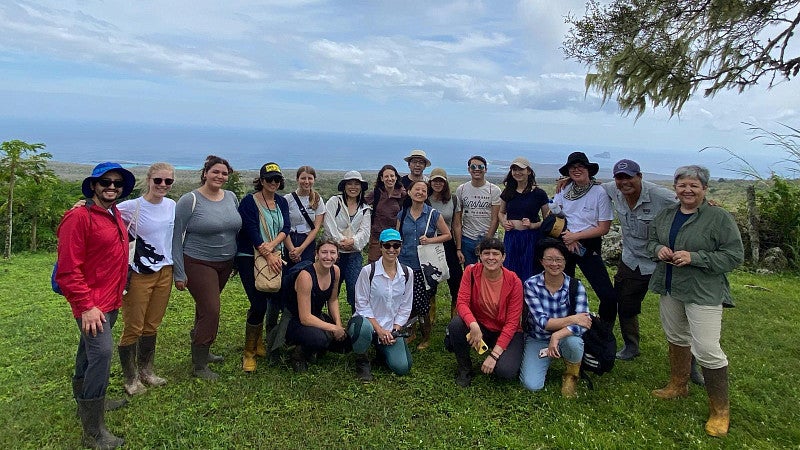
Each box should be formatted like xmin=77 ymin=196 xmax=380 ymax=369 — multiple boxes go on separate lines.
xmin=461 ymin=235 xmax=483 ymax=266
xmin=74 ymin=309 xmax=119 ymax=399
xmin=520 ymin=334 xmax=583 ymax=391
xmin=348 ymin=316 xmax=412 ymax=375
xmin=337 ymin=251 xmax=364 ymax=313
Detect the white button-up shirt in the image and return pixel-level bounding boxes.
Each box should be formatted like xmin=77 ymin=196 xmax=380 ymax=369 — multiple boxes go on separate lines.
xmin=354 ymin=257 xmax=413 ymax=330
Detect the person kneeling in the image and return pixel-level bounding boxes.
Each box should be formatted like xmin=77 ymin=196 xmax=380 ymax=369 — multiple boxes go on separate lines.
xmin=520 ymin=238 xmax=592 ymax=397
xmin=447 ymin=237 xmax=524 ymax=387
xmin=347 ymin=229 xmax=414 ymax=382
xmin=285 ymin=239 xmax=351 ymax=372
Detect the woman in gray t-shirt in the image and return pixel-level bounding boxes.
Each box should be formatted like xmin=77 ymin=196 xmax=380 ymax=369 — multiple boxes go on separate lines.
xmin=172 ymin=155 xmax=241 ymax=380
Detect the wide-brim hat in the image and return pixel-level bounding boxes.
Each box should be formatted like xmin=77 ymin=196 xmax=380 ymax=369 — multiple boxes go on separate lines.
xmin=540 ymin=214 xmax=567 ymax=239
xmin=338 ymin=170 xmax=369 ymax=192
xmin=559 ymin=151 xmax=599 ymax=177
xmin=81 ymin=162 xmax=136 ymax=198
xmin=403 ymin=149 xmax=431 ymax=167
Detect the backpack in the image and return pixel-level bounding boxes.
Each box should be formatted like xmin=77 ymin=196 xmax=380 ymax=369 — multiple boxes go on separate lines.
xmin=567 ymin=279 xmax=616 ymax=384
xmin=368 ymin=260 xmax=410 ymax=286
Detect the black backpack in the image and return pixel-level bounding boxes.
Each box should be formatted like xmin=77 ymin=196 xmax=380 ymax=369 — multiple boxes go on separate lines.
xmin=567 ymin=279 xmax=616 ymax=384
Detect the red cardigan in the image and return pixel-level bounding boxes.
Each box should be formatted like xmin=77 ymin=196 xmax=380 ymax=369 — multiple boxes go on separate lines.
xmin=456 ymin=264 xmax=523 ymax=350
xmin=56 ymin=203 xmax=129 ymax=318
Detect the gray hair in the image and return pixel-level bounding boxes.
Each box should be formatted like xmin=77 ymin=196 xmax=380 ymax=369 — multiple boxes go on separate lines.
xmin=673 ymin=165 xmax=710 ymax=187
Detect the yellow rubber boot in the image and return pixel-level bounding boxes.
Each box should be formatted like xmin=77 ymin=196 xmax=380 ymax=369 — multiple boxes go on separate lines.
xmin=561 ymin=360 xmax=581 ymax=398
xmin=652 ymin=343 xmax=691 ymax=399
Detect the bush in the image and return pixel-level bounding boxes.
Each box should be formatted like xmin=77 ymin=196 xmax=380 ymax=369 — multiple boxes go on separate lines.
xmin=756 ymin=175 xmax=800 ymax=267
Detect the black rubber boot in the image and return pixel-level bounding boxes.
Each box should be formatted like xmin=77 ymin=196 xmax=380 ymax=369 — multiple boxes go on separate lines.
xmin=291 ymin=346 xmax=309 ymax=373
xmin=118 ymin=343 xmax=146 ymax=395
xmin=355 ymin=354 xmax=373 ymax=382
xmin=77 ymin=397 xmax=124 ymax=449
xmin=454 ymin=352 xmax=474 ymax=388
xmin=189 ymin=328 xmax=223 ymax=363
xmin=72 ymin=378 xmax=127 ymax=416
xmin=191 ymin=345 xmax=219 ymax=380
xmin=616 ymin=315 xmax=641 ymax=360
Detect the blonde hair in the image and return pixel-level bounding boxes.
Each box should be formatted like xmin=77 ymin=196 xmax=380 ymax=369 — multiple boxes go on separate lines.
xmin=142 ymin=162 xmax=175 ymax=194
xmin=296 ymin=165 xmax=321 ymax=209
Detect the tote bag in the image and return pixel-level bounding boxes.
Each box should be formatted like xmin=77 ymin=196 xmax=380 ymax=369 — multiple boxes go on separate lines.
xmin=417 ymin=209 xmax=449 ymax=289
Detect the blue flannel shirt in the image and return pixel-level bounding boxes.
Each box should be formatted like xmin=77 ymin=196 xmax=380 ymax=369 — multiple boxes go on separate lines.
xmin=523 ymin=273 xmax=589 ymax=340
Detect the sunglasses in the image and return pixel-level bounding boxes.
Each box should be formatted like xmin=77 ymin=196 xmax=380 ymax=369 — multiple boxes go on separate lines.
xmin=381 ymin=242 xmax=402 ymax=250
xmin=469 ymin=164 xmax=486 ymax=171
xmin=263 ymin=176 xmax=283 ymax=184
xmin=152 ymin=178 xmax=174 ymax=186
xmin=96 ymin=178 xmax=125 ymax=188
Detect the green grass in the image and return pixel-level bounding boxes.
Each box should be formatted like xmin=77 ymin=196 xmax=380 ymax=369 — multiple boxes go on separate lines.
xmin=1 ymin=253 xmax=798 ymax=449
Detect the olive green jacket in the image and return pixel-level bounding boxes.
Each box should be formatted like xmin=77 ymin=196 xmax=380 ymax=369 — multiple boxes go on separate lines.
xmin=647 ymin=201 xmax=744 ymax=306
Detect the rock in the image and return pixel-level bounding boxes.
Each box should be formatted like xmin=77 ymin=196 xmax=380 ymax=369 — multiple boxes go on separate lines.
xmin=602 ymin=225 xmax=622 ymax=265
xmin=761 ymin=247 xmax=788 ymax=272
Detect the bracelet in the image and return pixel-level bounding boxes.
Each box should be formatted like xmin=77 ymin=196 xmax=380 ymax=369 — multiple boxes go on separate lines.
xmin=489 ymin=352 xmax=500 ymax=360
xmin=456 ymin=248 xmax=462 ymax=251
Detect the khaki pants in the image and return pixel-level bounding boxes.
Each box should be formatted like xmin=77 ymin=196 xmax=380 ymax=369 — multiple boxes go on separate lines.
xmin=120 ymin=266 xmax=173 ymax=346
xmin=659 ymin=293 xmax=727 ymax=369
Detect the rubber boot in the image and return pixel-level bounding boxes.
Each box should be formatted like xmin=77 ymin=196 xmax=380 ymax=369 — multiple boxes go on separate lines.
xmin=429 ymin=300 xmax=437 ymax=326
xmin=454 ymin=351 xmax=474 ymax=388
xmin=190 ymin=328 xmax=223 ymax=363
xmin=417 ymin=314 xmax=432 ymax=350
xmin=652 ymin=343 xmax=691 ymax=399
xmin=118 ymin=343 xmax=146 ymax=395
xmin=561 ymin=360 xmax=581 ymax=398
xmin=138 ymin=334 xmax=167 ymax=387
xmin=703 ymin=365 xmax=730 ymax=437
xmin=191 ymin=344 xmax=219 ymax=380
xmin=72 ymin=378 xmax=127 ymax=415
xmin=355 ymin=353 xmax=373 ymax=382
xmin=77 ymin=397 xmax=125 ymax=449
xmin=242 ymin=323 xmax=261 ymax=372
xmin=291 ymin=345 xmax=309 ymax=373
xmin=615 ymin=315 xmax=641 ymax=360
xmin=691 ymin=356 xmax=705 ymax=386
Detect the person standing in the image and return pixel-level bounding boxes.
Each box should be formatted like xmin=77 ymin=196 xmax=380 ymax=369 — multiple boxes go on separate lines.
xmin=283 ymin=166 xmax=325 ymax=267
xmin=116 ymin=162 xmax=176 ymax=395
xmin=647 ymin=165 xmax=743 ymax=438
xmin=399 ymin=149 xmax=431 ymax=190
xmin=551 ymin=152 xmax=617 ymax=325
xmin=601 ymin=159 xmax=677 ymax=361
xmin=56 ymin=162 xmax=135 ymax=449
xmin=236 ymin=162 xmax=290 ymax=373
xmin=499 ymin=157 xmax=550 ymax=281
xmin=365 ymin=165 xmax=406 ymax=263
xmin=323 ymin=171 xmax=372 ymax=313
xmin=172 ymin=155 xmax=242 ymax=380
xmin=453 ymin=155 xmax=501 ymax=266
xmin=427 ymin=168 xmax=463 ymax=317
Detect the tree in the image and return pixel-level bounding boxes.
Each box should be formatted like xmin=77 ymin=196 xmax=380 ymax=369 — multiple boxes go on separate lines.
xmin=564 ymin=0 xmax=800 ymax=117
xmin=0 ymin=140 xmax=51 ymax=258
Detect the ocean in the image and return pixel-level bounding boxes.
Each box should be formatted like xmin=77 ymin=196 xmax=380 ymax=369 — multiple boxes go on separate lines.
xmin=3 ymin=118 xmax=743 ymax=180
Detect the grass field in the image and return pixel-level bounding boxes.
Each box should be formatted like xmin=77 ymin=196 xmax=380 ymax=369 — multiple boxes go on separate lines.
xmin=1 ymin=253 xmax=798 ymax=449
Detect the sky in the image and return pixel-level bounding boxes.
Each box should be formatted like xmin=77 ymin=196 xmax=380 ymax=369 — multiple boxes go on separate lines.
xmin=1 ymin=0 xmax=798 ymax=175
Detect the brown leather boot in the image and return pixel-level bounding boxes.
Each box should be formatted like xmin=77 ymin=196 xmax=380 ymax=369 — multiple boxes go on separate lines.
xmin=652 ymin=343 xmax=691 ymax=399
xmin=703 ymin=365 xmax=730 ymax=437
xmin=242 ymin=322 xmax=261 ymax=372
xmin=254 ymin=322 xmax=267 ymax=357
xmin=417 ymin=314 xmax=432 ymax=350
xmin=561 ymin=360 xmax=581 ymax=398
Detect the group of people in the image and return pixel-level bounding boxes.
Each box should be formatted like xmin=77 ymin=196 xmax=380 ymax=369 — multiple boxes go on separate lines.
xmin=56 ymin=150 xmax=743 ymax=447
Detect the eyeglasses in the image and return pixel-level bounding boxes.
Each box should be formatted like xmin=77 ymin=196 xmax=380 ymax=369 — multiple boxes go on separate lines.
xmin=263 ymin=176 xmax=283 ymax=184
xmin=409 ymin=159 xmax=426 ymax=165
xmin=381 ymin=242 xmax=402 ymax=250
xmin=469 ymin=164 xmax=486 ymax=171
xmin=96 ymin=178 xmax=125 ymax=188
xmin=152 ymin=178 xmax=174 ymax=186
xmin=542 ymin=257 xmax=566 ymax=264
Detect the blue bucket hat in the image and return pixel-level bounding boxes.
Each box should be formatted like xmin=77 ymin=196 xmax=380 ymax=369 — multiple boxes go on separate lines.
xmin=379 ymin=228 xmax=402 ymax=243
xmin=81 ymin=162 xmax=136 ymax=199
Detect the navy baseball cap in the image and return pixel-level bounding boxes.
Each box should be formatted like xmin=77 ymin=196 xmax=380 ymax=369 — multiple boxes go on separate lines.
xmin=613 ymin=159 xmax=641 ymax=177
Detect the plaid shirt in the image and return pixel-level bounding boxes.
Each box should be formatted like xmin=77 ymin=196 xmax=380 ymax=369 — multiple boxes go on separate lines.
xmin=523 ymin=273 xmax=589 ymax=340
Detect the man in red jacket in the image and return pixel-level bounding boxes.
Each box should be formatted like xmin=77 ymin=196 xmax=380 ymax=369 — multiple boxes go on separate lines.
xmin=56 ymin=162 xmax=134 ymax=449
